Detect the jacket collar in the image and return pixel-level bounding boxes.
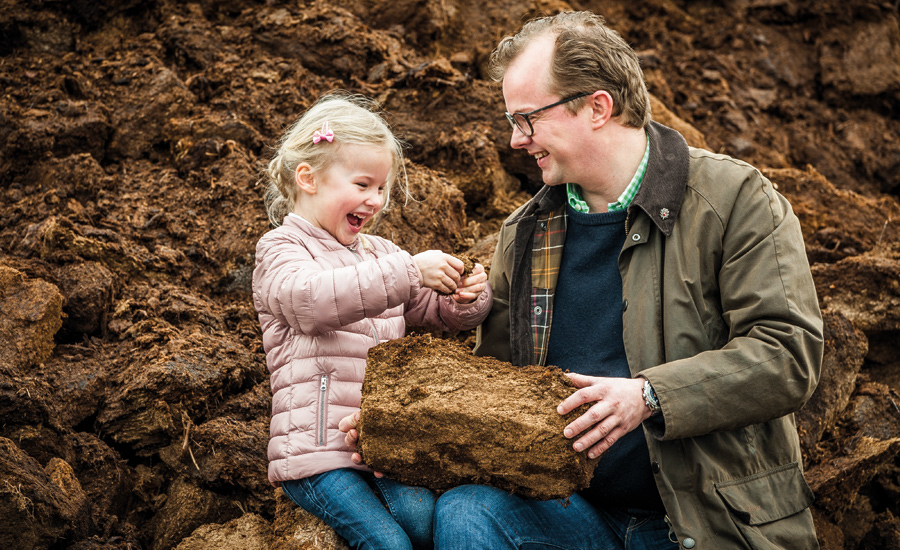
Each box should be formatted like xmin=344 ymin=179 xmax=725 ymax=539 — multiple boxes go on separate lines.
xmin=632 ymin=121 xmax=690 ymax=236
xmin=507 ymin=182 xmax=565 ymax=225
xmin=506 ymin=120 xmax=690 ymax=236
xmin=283 ymin=213 xmax=372 ymax=252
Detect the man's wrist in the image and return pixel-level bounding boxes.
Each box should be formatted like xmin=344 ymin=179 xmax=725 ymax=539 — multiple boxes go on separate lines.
xmin=642 ymin=378 xmax=661 ymax=416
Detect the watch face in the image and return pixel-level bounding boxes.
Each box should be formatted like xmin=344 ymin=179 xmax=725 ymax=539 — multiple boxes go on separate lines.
xmin=643 ymin=380 xmax=660 ymax=411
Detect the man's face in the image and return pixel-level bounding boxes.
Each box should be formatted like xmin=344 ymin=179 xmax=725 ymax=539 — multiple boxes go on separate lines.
xmin=501 ymin=34 xmax=591 ymax=187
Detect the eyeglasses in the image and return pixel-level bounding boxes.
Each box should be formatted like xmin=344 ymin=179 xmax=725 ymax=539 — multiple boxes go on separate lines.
xmin=504 ymin=92 xmax=592 ymax=137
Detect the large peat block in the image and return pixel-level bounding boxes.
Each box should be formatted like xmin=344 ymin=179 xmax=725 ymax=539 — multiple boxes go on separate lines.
xmin=357 ymin=334 xmax=599 ymax=500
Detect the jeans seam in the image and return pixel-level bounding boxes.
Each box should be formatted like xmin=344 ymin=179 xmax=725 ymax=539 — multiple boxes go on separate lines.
xmin=624 ymin=516 xmax=649 ymax=547
xmin=371 ymin=476 xmax=398 ymax=517
xmin=297 ymin=480 xmax=326 ymax=513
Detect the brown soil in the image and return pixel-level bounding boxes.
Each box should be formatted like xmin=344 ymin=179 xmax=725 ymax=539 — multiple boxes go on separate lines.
xmin=1 ymin=0 xmax=899 ymax=548
xmin=358 ymin=334 xmax=598 ymax=500
xmin=451 ymin=253 xmax=475 ymax=277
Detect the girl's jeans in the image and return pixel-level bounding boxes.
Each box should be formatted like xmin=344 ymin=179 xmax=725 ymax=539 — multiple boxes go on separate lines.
xmin=281 ymin=468 xmax=436 ymax=550
xmin=433 ymin=484 xmax=678 ymax=550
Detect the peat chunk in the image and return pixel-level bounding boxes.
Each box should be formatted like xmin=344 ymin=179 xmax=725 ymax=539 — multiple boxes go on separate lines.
xmin=357 ymin=334 xmax=598 ymax=500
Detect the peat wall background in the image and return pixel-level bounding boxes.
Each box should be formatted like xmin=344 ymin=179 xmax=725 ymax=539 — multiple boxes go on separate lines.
xmin=1 ymin=0 xmax=900 ymax=548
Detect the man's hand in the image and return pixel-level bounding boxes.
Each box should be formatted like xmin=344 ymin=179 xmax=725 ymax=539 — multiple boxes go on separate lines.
xmin=556 ymin=374 xmax=652 ymax=459
xmin=338 ymin=411 xmax=384 ymax=477
xmin=452 ymin=263 xmax=488 ymax=304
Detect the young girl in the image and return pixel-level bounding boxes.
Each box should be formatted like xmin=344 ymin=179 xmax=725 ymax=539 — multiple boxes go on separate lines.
xmin=252 ymin=92 xmax=491 ymax=550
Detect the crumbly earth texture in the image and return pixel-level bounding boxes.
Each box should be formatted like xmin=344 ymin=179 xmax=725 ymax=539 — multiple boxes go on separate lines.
xmin=451 ymin=253 xmax=475 ymax=277
xmin=357 ymin=334 xmax=599 ymax=500
xmin=2 ymin=1 xmax=900 ymax=547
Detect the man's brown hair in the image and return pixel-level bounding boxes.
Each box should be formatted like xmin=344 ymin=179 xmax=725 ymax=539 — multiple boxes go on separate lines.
xmin=489 ymin=11 xmax=651 ymax=129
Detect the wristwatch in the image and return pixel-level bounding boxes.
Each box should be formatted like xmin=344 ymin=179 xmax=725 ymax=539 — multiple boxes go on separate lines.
xmin=642 ymin=379 xmax=661 ymax=416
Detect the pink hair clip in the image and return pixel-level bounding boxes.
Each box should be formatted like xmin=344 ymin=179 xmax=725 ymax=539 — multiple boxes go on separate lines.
xmin=312 ymin=121 xmax=334 ymax=144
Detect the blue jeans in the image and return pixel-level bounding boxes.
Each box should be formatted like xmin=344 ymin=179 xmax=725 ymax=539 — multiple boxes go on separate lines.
xmin=281 ymin=468 xmax=437 ymax=550
xmin=434 ymin=485 xmax=677 ymax=550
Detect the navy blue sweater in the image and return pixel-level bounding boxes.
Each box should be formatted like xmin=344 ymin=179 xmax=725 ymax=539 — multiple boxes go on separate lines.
xmin=545 ymin=205 xmax=663 ymax=511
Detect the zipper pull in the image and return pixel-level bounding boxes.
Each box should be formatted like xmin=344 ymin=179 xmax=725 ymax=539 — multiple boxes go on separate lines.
xmin=320 ymin=374 xmax=328 ymax=390
xmin=664 ymin=515 xmax=678 ymax=544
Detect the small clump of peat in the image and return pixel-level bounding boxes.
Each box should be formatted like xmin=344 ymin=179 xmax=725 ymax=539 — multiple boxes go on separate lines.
xmin=452 ymin=253 xmax=475 ymax=277
xmin=357 ymin=334 xmax=599 ymax=500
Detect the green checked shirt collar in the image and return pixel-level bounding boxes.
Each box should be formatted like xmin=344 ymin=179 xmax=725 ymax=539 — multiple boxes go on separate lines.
xmin=567 ymin=130 xmax=650 ymax=213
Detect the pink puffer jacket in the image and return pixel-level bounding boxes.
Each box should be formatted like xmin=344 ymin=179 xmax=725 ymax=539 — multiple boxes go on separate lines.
xmin=252 ymin=214 xmax=492 ymax=485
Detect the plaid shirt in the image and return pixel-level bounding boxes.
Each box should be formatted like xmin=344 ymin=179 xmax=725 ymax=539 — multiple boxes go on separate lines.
xmin=529 ymin=207 xmax=567 ymax=365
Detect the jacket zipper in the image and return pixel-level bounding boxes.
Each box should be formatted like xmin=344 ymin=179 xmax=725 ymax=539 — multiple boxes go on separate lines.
xmin=316 ymin=374 xmax=328 ymax=446
xmin=348 ymin=246 xmax=380 ymax=345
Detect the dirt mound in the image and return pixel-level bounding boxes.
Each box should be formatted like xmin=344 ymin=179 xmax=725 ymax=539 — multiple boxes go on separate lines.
xmin=1 ymin=0 xmax=899 ymax=548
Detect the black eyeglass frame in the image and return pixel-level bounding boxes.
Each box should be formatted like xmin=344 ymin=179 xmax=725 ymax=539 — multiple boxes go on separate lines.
xmin=504 ymin=91 xmax=593 ymax=137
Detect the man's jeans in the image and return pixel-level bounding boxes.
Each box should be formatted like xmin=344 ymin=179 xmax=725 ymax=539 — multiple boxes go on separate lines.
xmin=434 ymin=485 xmax=677 ymax=550
xmin=281 ymin=468 xmax=436 ymax=550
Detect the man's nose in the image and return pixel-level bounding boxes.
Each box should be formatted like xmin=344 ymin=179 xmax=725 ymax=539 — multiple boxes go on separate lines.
xmin=510 ymin=127 xmax=531 ymax=149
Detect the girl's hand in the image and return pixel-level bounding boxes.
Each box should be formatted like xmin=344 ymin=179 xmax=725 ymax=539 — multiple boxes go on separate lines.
xmin=413 ymin=250 xmax=463 ymax=295
xmin=338 ymin=411 xmax=384 ymax=478
xmin=452 ymin=263 xmax=487 ymax=304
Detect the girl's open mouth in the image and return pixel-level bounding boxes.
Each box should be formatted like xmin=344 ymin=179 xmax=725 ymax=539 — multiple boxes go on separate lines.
xmin=348 ymin=213 xmax=365 ymax=228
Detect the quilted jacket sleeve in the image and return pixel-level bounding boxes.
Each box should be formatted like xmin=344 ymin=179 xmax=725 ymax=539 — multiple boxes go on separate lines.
xmin=404 ymin=281 xmax=493 ymax=332
xmin=253 ymin=232 xmax=421 ymax=336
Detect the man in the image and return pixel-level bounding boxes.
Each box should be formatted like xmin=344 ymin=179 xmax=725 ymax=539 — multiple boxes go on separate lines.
xmin=433 ymin=11 xmax=824 ymax=550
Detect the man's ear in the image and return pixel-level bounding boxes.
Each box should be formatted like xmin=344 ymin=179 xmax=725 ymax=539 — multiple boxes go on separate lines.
xmin=295 ymin=163 xmax=316 ymax=194
xmin=589 ymin=91 xmax=614 ymax=129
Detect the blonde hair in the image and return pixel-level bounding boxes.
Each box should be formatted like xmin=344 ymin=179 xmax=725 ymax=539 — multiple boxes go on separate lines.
xmin=489 ymin=11 xmax=651 ymax=129
xmin=264 ymin=92 xmax=406 ymax=227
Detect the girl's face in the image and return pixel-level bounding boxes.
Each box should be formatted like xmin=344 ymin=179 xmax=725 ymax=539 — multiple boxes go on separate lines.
xmin=294 ymin=143 xmax=393 ymax=246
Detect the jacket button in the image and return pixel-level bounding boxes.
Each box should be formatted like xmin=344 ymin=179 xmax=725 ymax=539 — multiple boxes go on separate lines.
xmin=651 ymin=461 xmax=660 ymax=474
xmin=683 ymin=537 xmax=696 ymax=548
xmin=622 ymin=299 xmax=628 ymax=312
xmin=533 ymin=306 xmax=542 ymax=315
xmin=631 ymin=233 xmax=641 ymax=241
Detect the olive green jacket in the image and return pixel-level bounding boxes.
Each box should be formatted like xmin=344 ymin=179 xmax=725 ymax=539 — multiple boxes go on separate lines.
xmin=475 ymin=121 xmax=824 ymax=549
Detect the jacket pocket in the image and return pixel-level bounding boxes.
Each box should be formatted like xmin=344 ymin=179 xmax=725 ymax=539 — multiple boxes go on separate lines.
xmin=714 ymin=463 xmax=817 ymax=550
xmin=316 ymin=374 xmax=329 ymax=447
